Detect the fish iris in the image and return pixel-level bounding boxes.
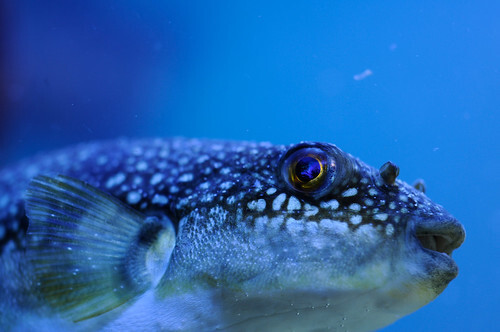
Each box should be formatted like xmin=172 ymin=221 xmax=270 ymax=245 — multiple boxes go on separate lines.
xmin=284 ymin=149 xmax=330 ymax=193
xmin=295 ymin=156 xmax=321 ymax=182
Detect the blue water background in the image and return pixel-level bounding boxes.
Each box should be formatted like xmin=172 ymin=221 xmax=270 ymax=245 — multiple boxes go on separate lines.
xmin=1 ymin=1 xmax=498 ymax=330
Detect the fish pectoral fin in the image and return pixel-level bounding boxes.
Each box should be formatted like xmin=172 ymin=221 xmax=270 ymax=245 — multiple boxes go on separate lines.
xmin=25 ymin=175 xmax=176 ymax=322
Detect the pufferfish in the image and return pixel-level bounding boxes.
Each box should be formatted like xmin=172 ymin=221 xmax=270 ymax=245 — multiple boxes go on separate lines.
xmin=0 ymin=138 xmax=465 ymax=331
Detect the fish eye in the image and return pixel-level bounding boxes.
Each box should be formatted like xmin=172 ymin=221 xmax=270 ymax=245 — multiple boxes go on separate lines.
xmin=281 ymin=147 xmax=336 ymax=195
xmin=290 ymin=153 xmax=329 ymax=190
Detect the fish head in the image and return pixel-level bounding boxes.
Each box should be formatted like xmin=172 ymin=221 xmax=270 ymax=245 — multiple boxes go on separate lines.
xmin=159 ymin=141 xmax=465 ymax=331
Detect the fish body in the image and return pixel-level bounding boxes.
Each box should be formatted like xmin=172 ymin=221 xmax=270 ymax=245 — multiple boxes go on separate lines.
xmin=0 ymin=138 xmax=465 ymax=331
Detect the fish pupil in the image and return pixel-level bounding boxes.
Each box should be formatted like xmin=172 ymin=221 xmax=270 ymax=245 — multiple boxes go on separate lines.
xmin=295 ymin=156 xmax=321 ymax=182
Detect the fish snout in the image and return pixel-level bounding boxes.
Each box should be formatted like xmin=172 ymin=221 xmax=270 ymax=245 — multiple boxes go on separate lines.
xmin=407 ymin=215 xmax=465 ymax=282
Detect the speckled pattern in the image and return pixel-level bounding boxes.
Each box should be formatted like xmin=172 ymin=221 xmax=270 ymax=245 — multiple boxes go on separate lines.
xmin=0 ymin=137 xmax=467 ymax=331
xmin=0 ymin=137 xmax=447 ymax=256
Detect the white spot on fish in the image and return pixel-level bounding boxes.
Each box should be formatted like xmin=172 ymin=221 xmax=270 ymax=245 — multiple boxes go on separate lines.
xmin=227 ymin=196 xmax=236 ymax=205
xmin=127 ymin=191 xmax=141 ymax=204
xmin=320 ymin=199 xmax=339 ymax=210
xmin=253 ymin=180 xmax=263 ymax=191
xmin=374 ymin=213 xmax=388 ymax=221
xmin=176 ymin=198 xmax=189 ymax=208
xmin=212 ymin=144 xmax=223 ymax=151
xmin=199 ymin=182 xmax=210 ymax=190
xmin=389 ymin=202 xmax=396 ymax=210
xmin=220 ymin=167 xmax=231 ymax=175
xmin=106 ymin=173 xmax=126 ymax=189
xmin=364 ymin=198 xmax=374 ymax=206
xmin=159 ymin=149 xmax=168 ymax=158
xmin=178 ymin=173 xmax=194 ymax=182
xmin=220 ymin=181 xmax=234 ymax=190
xmin=350 ymin=215 xmax=362 ymax=225
xmin=247 ymin=200 xmax=257 ymax=210
xmin=136 ymin=161 xmax=148 ymax=171
xmin=150 ymin=173 xmax=164 ymax=186
xmin=248 ymin=199 xmax=266 ymax=212
xmin=152 ymin=194 xmax=168 ymax=206
xmin=273 ymin=193 xmax=287 ymax=211
xmin=197 ymin=155 xmax=209 ymax=164
xmin=342 ymin=188 xmax=358 ymax=197
xmin=369 ymin=188 xmax=378 ymax=197
xmin=287 ymin=196 xmax=301 ymax=211
xmin=133 ymin=176 xmax=143 ymax=186
xmin=169 ymin=186 xmax=179 ymax=194
xmin=266 ymin=188 xmax=277 ymax=195
xmin=304 ymin=203 xmax=319 ymax=217
xmin=349 ymin=203 xmax=361 ymax=212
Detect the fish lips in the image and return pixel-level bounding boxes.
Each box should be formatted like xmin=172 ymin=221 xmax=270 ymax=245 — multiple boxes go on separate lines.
xmin=406 ymin=215 xmax=466 ymax=286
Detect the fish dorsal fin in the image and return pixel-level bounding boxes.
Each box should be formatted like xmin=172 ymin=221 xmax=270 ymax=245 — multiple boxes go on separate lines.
xmin=25 ymin=175 xmax=176 ymax=322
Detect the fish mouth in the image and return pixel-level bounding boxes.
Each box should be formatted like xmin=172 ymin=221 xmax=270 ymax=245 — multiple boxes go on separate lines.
xmin=415 ymin=227 xmax=464 ymax=257
xmin=410 ymin=217 xmax=465 ymax=279
xmin=414 ymin=219 xmax=465 ymax=256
